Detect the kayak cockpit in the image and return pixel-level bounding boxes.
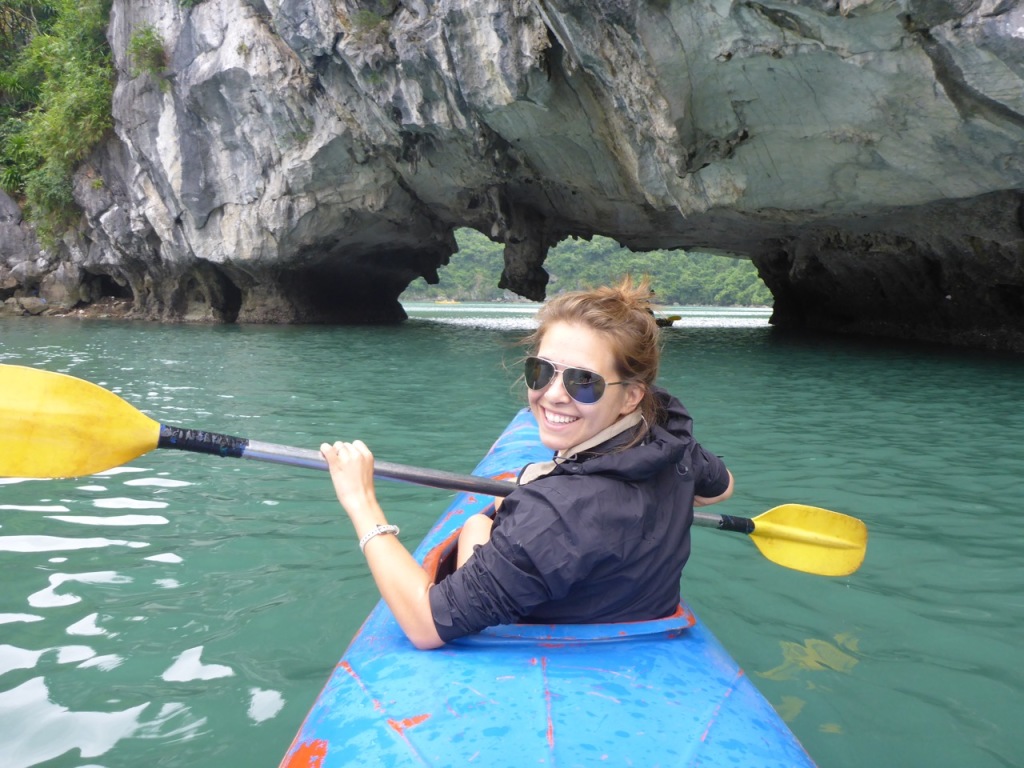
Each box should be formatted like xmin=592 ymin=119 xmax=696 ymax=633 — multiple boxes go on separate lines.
xmin=424 ymin=511 xmax=697 ymax=646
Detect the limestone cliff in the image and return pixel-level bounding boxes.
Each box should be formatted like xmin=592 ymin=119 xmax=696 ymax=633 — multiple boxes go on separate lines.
xmin=1 ymin=0 xmax=1023 ymax=350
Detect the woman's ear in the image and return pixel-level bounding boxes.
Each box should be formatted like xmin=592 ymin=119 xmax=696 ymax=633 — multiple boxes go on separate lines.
xmin=620 ymin=382 xmax=646 ymax=417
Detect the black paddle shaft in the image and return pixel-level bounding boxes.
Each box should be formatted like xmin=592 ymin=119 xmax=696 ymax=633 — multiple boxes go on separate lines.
xmin=157 ymin=423 xmax=515 ymax=497
xmin=158 ymin=425 xmax=248 ymax=457
xmin=715 ymin=513 xmax=756 ymax=534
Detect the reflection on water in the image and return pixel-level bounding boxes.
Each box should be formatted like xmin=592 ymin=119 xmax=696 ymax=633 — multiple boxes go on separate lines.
xmin=0 ymin=536 xmax=149 ymax=553
xmin=162 ymin=647 xmax=234 ymax=682
xmin=0 ymin=311 xmax=1022 ymax=768
xmin=0 ymin=323 xmax=367 ymax=767
xmin=0 ymin=677 xmax=148 ymax=767
xmin=50 ymin=514 xmax=168 ymax=525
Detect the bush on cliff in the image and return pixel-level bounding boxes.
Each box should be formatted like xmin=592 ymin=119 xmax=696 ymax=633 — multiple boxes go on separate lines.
xmin=0 ymin=0 xmax=113 ymax=241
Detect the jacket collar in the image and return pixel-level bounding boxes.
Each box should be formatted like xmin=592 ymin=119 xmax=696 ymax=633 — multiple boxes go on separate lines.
xmin=517 ymin=410 xmax=644 ymax=485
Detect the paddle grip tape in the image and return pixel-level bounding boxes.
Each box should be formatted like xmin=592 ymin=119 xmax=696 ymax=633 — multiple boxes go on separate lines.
xmin=717 ymin=514 xmax=755 ymax=534
xmin=158 ymin=425 xmax=248 ymax=458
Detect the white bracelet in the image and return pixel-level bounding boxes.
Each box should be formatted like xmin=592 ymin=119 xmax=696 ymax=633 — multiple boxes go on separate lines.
xmin=358 ymin=523 xmax=400 ymax=553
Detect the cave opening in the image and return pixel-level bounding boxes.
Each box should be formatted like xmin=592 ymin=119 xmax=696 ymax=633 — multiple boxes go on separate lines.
xmin=90 ymin=272 xmax=133 ymax=301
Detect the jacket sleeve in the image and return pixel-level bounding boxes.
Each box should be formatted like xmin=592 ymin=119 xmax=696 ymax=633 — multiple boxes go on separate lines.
xmin=691 ymin=443 xmax=731 ymax=498
xmin=429 ymin=484 xmax=588 ymax=642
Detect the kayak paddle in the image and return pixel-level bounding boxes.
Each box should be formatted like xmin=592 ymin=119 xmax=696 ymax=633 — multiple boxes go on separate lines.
xmin=0 ymin=364 xmax=866 ymax=576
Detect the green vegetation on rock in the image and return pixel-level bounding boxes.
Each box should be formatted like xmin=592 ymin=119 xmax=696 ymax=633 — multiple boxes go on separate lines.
xmin=127 ymin=24 xmax=166 ymax=82
xmin=0 ymin=0 xmax=113 ymax=241
xmin=403 ymin=229 xmax=773 ymax=306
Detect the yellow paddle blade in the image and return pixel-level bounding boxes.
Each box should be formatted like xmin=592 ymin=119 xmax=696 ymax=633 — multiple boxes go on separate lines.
xmin=750 ymin=504 xmax=867 ymax=577
xmin=0 ymin=364 xmax=161 ymax=478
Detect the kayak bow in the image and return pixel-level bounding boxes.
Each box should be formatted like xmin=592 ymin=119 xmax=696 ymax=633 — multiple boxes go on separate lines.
xmin=279 ymin=409 xmax=816 ymax=768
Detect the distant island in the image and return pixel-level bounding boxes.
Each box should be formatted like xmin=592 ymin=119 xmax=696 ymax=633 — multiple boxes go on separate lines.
xmin=402 ymin=230 xmax=772 ymax=307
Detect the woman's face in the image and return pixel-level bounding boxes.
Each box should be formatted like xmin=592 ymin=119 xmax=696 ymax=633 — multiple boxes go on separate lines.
xmin=528 ymin=321 xmax=644 ymax=454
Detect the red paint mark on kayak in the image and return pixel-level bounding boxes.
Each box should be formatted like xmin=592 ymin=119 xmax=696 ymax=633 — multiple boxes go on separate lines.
xmin=340 ymin=661 xmax=384 ymax=712
xmin=388 ymin=713 xmax=431 ymax=735
xmin=337 ymin=664 xmax=432 ymax=764
xmin=437 ymin=507 xmax=465 ymax=529
xmin=527 ymin=657 xmax=556 ymax=746
xmin=279 ymin=739 xmax=328 ymax=768
xmin=700 ymin=669 xmax=743 ymax=743
xmin=422 ymin=529 xmax=461 ymax=578
xmin=540 ymin=656 xmax=555 ymax=749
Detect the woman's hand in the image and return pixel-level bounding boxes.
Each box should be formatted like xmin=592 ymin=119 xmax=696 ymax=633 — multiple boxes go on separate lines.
xmin=321 ymin=440 xmax=378 ymax=518
xmin=319 ymin=439 xmax=444 ymax=650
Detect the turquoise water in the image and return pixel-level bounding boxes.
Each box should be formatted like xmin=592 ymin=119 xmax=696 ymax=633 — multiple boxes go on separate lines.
xmin=1 ymin=305 xmax=1022 ymax=767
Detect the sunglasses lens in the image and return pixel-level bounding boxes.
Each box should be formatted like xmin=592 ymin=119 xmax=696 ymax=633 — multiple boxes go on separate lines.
xmin=525 ymin=357 xmax=609 ymax=404
xmin=524 ymin=357 xmax=555 ymax=390
xmin=563 ymin=368 xmax=605 ymax=404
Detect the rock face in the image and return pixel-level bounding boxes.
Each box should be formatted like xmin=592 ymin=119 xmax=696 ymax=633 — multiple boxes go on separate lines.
xmin=2 ymin=0 xmax=1023 ymax=350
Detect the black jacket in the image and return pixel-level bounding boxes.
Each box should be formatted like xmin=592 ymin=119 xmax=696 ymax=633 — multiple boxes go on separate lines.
xmin=429 ymin=388 xmax=730 ymax=642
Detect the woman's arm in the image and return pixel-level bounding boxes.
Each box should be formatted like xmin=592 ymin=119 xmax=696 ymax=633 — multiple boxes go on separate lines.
xmin=456 ymin=513 xmax=494 ymax=568
xmin=321 ymin=440 xmax=444 ymax=650
xmin=694 ymin=469 xmax=735 ymax=507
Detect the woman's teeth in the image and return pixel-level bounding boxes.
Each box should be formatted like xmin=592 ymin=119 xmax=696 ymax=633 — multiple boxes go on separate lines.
xmin=546 ymin=411 xmax=578 ymax=424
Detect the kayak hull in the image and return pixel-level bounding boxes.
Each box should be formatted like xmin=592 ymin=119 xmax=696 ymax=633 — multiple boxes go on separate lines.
xmin=281 ymin=409 xmax=815 ymax=767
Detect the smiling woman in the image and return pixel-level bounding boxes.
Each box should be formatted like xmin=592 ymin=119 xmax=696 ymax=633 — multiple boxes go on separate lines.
xmin=524 ymin=323 xmax=644 ymax=451
xmin=320 ymin=276 xmax=735 ymax=649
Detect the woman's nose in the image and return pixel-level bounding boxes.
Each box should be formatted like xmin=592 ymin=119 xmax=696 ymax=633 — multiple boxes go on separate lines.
xmin=544 ymin=370 xmax=570 ymax=401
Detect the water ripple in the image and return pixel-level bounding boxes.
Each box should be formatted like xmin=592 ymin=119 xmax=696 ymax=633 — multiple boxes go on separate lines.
xmin=0 ymin=677 xmax=147 ymax=768
xmin=49 ymin=514 xmax=169 ymax=526
xmin=28 ymin=571 xmax=133 ymax=608
xmin=145 ymin=553 xmax=184 ymax=564
xmin=161 ymin=646 xmax=234 ymax=682
xmin=91 ymin=467 xmax=148 ymax=476
xmin=123 ymin=478 xmax=192 ymax=488
xmin=248 ymin=688 xmax=285 ymax=723
xmin=67 ymin=613 xmax=109 ymax=637
xmin=0 ymin=536 xmax=149 ymax=553
xmin=92 ymin=498 xmax=169 ymax=510
xmin=0 ymin=504 xmax=70 ymax=512
xmin=0 ymin=645 xmax=44 ymax=677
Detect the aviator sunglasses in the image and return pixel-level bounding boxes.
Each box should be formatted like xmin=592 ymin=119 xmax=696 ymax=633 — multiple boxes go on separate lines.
xmin=524 ymin=356 xmax=628 ymax=405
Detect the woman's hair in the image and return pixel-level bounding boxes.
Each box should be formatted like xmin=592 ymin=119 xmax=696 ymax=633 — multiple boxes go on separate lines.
xmin=523 ymin=275 xmax=664 ymax=432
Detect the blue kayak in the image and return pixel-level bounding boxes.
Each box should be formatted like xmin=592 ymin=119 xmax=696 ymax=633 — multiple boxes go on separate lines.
xmin=280 ymin=409 xmax=815 ymax=767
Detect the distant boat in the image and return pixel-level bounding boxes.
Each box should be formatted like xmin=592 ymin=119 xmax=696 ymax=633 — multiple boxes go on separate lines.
xmin=434 ymin=299 xmax=460 ymax=304
xmin=656 ymin=314 xmax=681 ymax=328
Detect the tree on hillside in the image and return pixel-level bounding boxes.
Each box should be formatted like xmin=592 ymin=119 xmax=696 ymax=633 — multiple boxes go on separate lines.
xmin=402 ymin=229 xmax=773 ymax=306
